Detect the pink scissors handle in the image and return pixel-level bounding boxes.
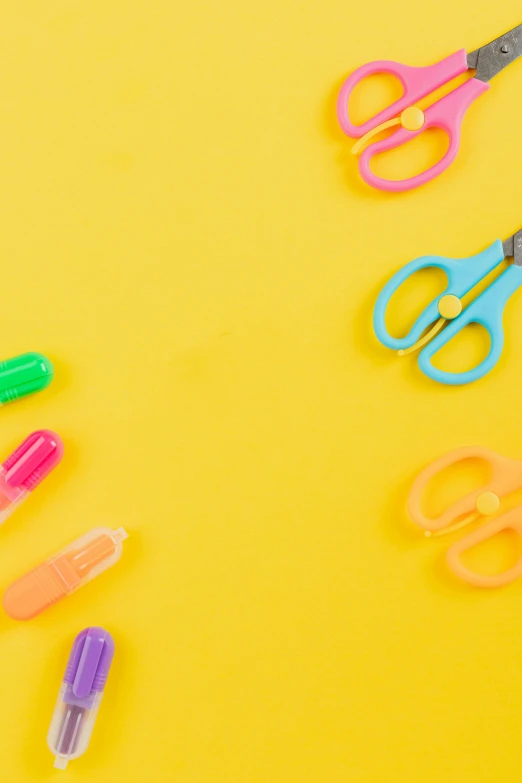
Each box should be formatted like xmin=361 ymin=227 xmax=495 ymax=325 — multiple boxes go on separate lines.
xmin=337 ymin=49 xmax=469 ymax=138
xmin=358 ymin=77 xmax=489 ymax=192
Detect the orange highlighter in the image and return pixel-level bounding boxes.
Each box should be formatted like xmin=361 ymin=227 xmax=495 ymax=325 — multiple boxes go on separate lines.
xmin=3 ymin=527 xmax=128 ymax=620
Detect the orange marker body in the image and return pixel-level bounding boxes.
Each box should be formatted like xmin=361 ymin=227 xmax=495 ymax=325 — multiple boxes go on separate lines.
xmin=3 ymin=527 xmax=127 ymax=620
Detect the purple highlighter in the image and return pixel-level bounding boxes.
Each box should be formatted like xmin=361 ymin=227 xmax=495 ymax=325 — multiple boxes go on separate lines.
xmin=47 ymin=627 xmax=115 ymax=770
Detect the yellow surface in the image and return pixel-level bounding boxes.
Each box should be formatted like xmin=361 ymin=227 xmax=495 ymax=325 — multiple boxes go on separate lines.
xmin=2 ymin=2 xmax=522 ymax=781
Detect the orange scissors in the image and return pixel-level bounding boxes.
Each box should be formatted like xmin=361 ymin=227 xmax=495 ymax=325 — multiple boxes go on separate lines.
xmin=408 ymin=446 xmax=522 ymax=587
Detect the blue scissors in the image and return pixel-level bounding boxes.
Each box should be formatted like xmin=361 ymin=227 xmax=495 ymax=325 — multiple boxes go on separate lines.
xmin=374 ymin=228 xmax=522 ymax=385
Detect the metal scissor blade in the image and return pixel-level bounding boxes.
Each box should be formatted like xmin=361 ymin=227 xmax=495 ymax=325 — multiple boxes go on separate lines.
xmin=503 ymin=228 xmax=522 ymax=266
xmin=467 ymin=23 xmax=522 ymax=82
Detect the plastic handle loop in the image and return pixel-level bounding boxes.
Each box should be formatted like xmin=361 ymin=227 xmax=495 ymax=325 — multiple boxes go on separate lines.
xmin=357 ymin=78 xmax=489 ymax=193
xmin=447 ymin=507 xmax=522 ymax=587
xmin=373 ymin=241 xmax=505 ymax=353
xmin=337 ymin=50 xmax=469 ymax=138
xmin=418 ymin=263 xmax=522 ymax=385
xmin=407 ymin=446 xmax=522 ymax=534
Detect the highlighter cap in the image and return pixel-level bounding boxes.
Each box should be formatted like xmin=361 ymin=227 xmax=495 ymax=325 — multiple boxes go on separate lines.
xmin=0 ymin=352 xmax=53 ymax=404
xmin=3 ymin=430 xmax=64 ymax=491
xmin=64 ymin=627 xmax=115 ymax=696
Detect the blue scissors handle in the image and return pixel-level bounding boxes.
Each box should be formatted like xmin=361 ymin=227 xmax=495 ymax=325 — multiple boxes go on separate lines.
xmin=373 ymin=241 xmax=505 ymax=352
xmin=418 ymin=263 xmax=522 ymax=385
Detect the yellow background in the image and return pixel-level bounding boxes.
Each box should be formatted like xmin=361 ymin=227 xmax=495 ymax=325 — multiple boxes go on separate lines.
xmin=1 ymin=1 xmax=522 ymax=781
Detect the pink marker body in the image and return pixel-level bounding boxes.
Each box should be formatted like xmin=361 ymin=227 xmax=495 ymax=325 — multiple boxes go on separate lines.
xmin=0 ymin=430 xmax=63 ymax=525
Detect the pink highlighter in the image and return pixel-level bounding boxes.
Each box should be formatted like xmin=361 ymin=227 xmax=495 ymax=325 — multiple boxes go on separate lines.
xmin=0 ymin=430 xmax=63 ymax=525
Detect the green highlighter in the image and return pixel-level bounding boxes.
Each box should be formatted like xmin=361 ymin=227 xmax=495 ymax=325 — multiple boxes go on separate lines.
xmin=0 ymin=352 xmax=54 ymax=405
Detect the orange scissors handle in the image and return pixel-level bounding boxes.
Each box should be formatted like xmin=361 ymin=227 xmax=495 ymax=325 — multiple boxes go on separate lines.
xmin=447 ymin=508 xmax=522 ymax=587
xmin=408 ymin=446 xmax=522 ymax=534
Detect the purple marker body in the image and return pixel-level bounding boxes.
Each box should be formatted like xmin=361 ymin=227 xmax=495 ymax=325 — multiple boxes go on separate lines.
xmin=47 ymin=627 xmax=115 ymax=770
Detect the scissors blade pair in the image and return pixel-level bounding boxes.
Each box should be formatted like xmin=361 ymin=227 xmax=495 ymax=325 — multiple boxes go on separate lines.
xmin=467 ymin=23 xmax=522 ymax=82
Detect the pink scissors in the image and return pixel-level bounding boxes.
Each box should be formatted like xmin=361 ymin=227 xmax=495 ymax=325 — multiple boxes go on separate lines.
xmin=337 ymin=23 xmax=522 ymax=192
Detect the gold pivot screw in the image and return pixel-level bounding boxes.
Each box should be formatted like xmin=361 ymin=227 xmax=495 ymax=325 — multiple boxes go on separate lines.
xmin=438 ymin=294 xmax=462 ymax=320
xmin=476 ymin=492 xmax=500 ymax=516
xmin=400 ymin=107 xmax=425 ymax=131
